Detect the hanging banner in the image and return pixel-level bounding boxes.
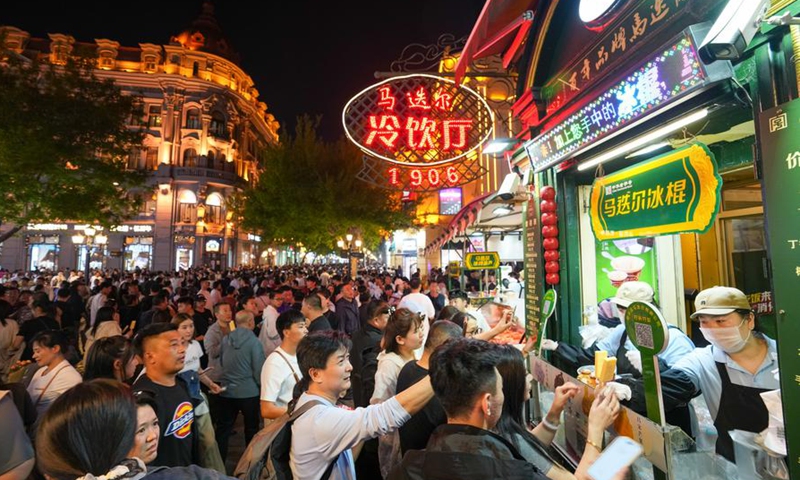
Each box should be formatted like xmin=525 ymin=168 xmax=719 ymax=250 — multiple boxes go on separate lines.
xmin=589 ymin=143 xmax=721 ymax=241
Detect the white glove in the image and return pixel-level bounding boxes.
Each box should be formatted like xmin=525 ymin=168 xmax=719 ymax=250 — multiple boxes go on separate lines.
xmin=604 ymin=381 xmax=632 ymax=401
xmin=625 ymin=349 xmax=643 ymax=374
xmin=540 ymin=339 xmax=559 ymax=351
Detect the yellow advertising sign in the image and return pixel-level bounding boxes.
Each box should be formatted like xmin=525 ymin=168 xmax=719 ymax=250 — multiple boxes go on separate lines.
xmin=465 ymin=251 xmax=501 ymax=269
xmin=589 ymin=143 xmax=721 ymax=241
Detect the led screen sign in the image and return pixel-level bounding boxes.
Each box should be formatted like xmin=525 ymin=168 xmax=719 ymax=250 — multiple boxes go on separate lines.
xmin=439 ymin=188 xmax=463 ymax=215
xmin=524 ymin=34 xmax=707 ymax=173
xmin=343 ymin=74 xmax=494 ymax=167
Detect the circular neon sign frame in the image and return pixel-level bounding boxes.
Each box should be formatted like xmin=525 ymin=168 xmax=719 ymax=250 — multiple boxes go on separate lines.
xmin=342 ymin=73 xmax=495 ymax=167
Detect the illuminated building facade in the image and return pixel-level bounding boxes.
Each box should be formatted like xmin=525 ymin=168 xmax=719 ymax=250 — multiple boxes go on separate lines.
xmin=0 ymin=3 xmax=279 ymax=272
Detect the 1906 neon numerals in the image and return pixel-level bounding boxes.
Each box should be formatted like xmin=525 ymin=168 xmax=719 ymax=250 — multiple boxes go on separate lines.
xmin=387 ymin=166 xmax=460 ymax=188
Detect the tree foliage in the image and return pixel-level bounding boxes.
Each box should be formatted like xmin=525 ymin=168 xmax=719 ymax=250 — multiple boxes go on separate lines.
xmin=235 ymin=116 xmax=417 ymax=254
xmin=0 ymin=51 xmax=147 ymax=241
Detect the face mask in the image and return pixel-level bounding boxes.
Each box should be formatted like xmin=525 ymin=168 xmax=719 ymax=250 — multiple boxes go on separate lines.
xmin=700 ymin=320 xmax=751 ymax=353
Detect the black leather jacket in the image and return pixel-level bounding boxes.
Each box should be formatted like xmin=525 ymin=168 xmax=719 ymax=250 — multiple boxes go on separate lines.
xmin=388 ymin=424 xmax=548 ymax=480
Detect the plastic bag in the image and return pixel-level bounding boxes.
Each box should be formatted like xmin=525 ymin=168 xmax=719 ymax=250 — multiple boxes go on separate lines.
xmin=579 ymin=305 xmax=611 ymax=348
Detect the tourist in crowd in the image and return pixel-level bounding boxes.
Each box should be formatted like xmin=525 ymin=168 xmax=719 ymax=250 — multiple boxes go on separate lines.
xmin=335 ymin=284 xmax=360 ymax=336
xmin=14 ymin=297 xmax=59 ymax=362
xmin=84 ymin=305 xmax=126 ymax=361
xmin=351 ymin=300 xmax=390 ymax=408
xmin=260 ymin=309 xmax=307 ymax=420
xmin=216 ymin=310 xmax=265 ymax=462
xmin=290 ymin=330 xmax=434 ymax=480
xmin=83 ymin=335 xmax=139 ymax=383
xmin=396 ymin=320 xmax=463 ymax=454
xmin=132 ymin=323 xmax=195 ymax=467
xmin=389 ymin=338 xmax=549 ymax=479
xmin=129 ymin=388 xmax=161 ymax=465
xmin=0 ymin=299 xmax=21 ymax=382
xmin=27 ymin=330 xmax=82 ymax=421
xmin=258 ymin=289 xmax=283 ymax=357
xmin=172 ymin=313 xmax=225 ymax=472
xmin=35 ymin=379 xmax=234 ymax=480
xmin=302 ymin=293 xmax=333 ymax=333
xmin=494 ymin=345 xmax=620 ymax=480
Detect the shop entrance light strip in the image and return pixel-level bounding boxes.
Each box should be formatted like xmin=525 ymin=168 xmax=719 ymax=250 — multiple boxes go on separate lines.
xmin=577 ymin=108 xmax=708 ymax=171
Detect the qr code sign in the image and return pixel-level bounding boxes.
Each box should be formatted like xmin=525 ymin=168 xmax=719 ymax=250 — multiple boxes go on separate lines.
xmin=635 ymin=323 xmax=654 ymax=349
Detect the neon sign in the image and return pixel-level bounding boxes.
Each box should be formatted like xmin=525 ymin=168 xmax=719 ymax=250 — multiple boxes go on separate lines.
xmin=343 ymin=74 xmax=494 ymax=167
xmin=387 ymin=165 xmax=461 ymax=190
xmin=524 ymin=34 xmax=708 ymax=173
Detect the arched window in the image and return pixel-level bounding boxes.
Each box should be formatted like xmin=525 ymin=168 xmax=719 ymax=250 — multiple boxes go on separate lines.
xmin=182 ymin=148 xmax=198 ymax=167
xmin=218 ymin=154 xmax=226 ymax=170
xmin=176 ymin=189 xmax=198 ymax=223
xmin=209 ymin=112 xmax=227 ymax=139
xmin=206 ymin=150 xmax=215 ymax=169
xmin=185 ymin=108 xmax=201 ymax=129
xmin=178 ymin=190 xmax=197 ymax=204
xmin=205 ymin=192 xmax=224 ymax=224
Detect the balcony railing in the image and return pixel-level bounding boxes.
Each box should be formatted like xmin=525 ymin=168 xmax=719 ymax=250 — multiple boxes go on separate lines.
xmin=173 ymin=166 xmax=241 ymax=184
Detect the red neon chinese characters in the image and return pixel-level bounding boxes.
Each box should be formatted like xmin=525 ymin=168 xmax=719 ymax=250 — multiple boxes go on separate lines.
xmin=406 ymin=86 xmax=431 ymax=110
xmin=405 ymin=117 xmax=437 ymax=149
xmin=433 ymin=87 xmax=453 ymax=111
xmin=365 ymin=115 xmax=401 ymax=149
xmin=442 ymin=119 xmax=472 ymax=150
xmin=377 ymin=86 xmax=396 ymax=111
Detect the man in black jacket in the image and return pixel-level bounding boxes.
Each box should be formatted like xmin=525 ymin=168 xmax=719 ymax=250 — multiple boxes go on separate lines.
xmin=351 ymin=301 xmax=389 ymax=407
xmin=389 ymin=338 xmax=548 ymax=480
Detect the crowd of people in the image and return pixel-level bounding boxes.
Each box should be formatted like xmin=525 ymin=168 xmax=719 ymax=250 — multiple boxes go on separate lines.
xmin=0 ymin=265 xmax=627 ymax=480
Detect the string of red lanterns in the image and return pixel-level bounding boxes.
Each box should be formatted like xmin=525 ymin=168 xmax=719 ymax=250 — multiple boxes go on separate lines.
xmin=540 ymin=186 xmax=560 ymax=286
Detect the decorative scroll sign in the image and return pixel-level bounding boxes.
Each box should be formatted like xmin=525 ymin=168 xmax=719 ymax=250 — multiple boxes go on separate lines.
xmin=343 ymin=74 xmax=494 ymax=191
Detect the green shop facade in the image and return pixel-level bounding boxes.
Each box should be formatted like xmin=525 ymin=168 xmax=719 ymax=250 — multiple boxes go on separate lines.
xmin=491 ymin=0 xmax=800 ymax=478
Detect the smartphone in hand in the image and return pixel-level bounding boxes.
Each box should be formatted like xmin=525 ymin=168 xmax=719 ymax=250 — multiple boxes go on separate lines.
xmin=587 ymin=436 xmax=643 ymax=480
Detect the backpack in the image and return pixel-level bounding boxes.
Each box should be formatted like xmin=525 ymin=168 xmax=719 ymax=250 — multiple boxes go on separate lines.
xmin=234 ymin=400 xmax=338 ymax=480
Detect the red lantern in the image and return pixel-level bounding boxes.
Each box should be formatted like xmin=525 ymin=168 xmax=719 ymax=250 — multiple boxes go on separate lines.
xmin=540 ymin=200 xmax=557 ymax=213
xmin=541 ymin=212 xmax=558 ymax=226
xmin=546 ymin=273 xmax=560 ymax=285
xmin=540 ymin=186 xmax=556 ymax=201
xmin=542 ymin=225 xmax=559 ymax=238
xmin=545 ymin=261 xmax=560 ymax=274
xmin=542 ymin=237 xmax=559 ymax=250
xmin=544 ymin=250 xmax=560 ymax=262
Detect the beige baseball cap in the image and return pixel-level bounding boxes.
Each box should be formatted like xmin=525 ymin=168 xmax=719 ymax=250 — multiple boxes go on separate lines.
xmin=691 ymin=286 xmax=751 ymax=319
xmin=611 ymin=281 xmax=654 ymax=308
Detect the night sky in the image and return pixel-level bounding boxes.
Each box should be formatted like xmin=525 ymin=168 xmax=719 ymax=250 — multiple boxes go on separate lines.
xmin=2 ymin=0 xmax=484 ymax=140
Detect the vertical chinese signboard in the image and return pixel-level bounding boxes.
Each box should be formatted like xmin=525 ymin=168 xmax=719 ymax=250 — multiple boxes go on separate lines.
xmin=524 ymin=186 xmax=542 ymax=338
xmin=758 ymin=98 xmax=800 ymax=478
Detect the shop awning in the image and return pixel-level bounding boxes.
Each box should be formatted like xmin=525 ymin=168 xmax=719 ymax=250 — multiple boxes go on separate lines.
xmin=424 ymin=193 xmax=490 ymax=254
xmin=454 ymin=0 xmax=539 ymax=85
xmin=424 ymin=191 xmax=525 ymax=255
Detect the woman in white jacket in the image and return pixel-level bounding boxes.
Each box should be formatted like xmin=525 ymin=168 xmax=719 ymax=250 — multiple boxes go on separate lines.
xmin=370 ymin=308 xmax=423 ymax=478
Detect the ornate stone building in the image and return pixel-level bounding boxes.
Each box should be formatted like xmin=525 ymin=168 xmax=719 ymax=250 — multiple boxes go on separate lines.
xmin=0 ymin=2 xmax=279 ymax=272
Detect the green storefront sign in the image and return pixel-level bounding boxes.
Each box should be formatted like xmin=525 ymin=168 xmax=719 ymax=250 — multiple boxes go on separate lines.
xmin=758 ymin=98 xmax=800 ymax=477
xmin=464 ymin=251 xmax=500 ymax=269
xmin=590 ymin=143 xmax=722 ymax=241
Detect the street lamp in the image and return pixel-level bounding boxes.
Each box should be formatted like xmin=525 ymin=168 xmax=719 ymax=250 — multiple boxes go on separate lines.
xmin=338 ymin=233 xmax=363 ymax=279
xmin=72 ymin=226 xmax=106 ymax=280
